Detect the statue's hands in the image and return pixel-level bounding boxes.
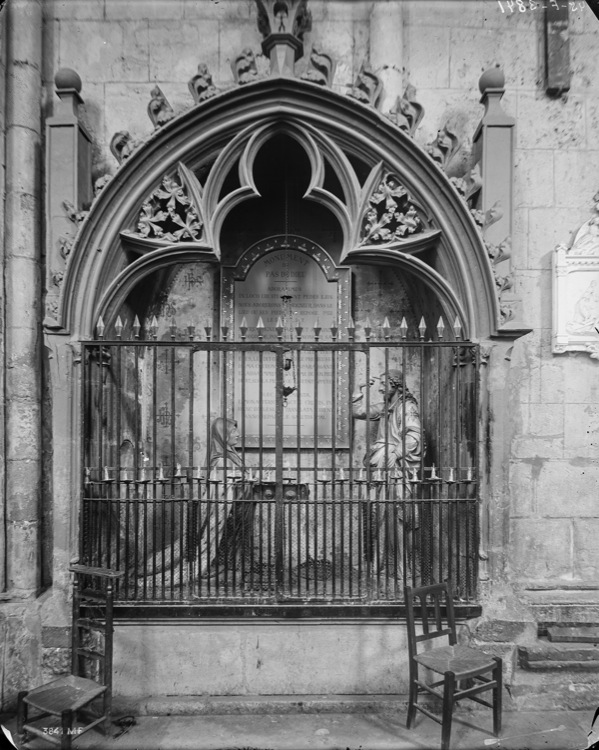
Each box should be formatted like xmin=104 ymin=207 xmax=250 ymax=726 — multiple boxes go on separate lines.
xmin=358 ymin=378 xmax=375 ymax=390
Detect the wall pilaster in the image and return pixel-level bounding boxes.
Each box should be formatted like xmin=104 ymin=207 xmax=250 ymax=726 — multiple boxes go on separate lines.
xmin=4 ymin=0 xmax=43 ymax=596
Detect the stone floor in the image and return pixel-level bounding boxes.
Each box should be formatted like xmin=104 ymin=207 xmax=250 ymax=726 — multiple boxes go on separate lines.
xmin=2 ymin=707 xmax=593 ymax=750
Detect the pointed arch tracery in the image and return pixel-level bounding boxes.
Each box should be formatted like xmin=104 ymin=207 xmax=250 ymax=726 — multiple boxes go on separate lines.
xmin=59 ymin=78 xmax=499 ymax=341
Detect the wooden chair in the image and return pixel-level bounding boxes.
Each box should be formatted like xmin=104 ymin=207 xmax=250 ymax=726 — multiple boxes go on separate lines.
xmin=17 ymin=565 xmax=123 ymax=750
xmin=405 ymin=582 xmax=502 ymax=750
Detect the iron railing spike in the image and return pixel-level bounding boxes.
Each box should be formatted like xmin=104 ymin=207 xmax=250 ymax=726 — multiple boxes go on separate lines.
xmin=96 ymin=316 xmax=105 ymax=339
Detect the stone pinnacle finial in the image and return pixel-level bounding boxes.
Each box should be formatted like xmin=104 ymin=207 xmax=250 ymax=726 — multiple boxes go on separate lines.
xmin=54 ymin=68 xmax=83 ymax=115
xmin=254 ymin=0 xmax=312 ymax=77
xmin=478 ymin=65 xmax=505 ymax=95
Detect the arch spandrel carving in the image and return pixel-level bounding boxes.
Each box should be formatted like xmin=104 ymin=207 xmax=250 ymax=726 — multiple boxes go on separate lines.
xmin=59 ymin=78 xmax=500 ymax=341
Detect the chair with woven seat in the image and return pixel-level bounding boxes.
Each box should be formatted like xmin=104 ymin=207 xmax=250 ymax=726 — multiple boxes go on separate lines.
xmin=405 ymin=582 xmax=502 ymax=750
xmin=17 ymin=565 xmax=123 ymax=750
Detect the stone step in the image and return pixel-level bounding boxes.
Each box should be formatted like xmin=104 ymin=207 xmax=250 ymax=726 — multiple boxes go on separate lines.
xmin=522 ymin=590 xmax=599 ymax=634
xmin=547 ymin=625 xmax=599 ymax=643
xmin=519 ymin=641 xmax=599 ymax=668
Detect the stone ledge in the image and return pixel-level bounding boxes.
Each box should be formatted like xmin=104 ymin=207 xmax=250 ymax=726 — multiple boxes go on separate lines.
xmin=520 ymin=660 xmax=599 ymax=672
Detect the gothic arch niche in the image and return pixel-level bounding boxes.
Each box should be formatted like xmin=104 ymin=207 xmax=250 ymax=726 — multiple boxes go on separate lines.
xmin=60 ymin=79 xmax=496 ymax=609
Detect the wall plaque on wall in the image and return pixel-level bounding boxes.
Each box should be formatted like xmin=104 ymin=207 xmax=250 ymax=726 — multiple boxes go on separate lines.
xmin=222 ymin=235 xmax=351 ymax=446
xmin=553 ymin=208 xmax=599 ymax=359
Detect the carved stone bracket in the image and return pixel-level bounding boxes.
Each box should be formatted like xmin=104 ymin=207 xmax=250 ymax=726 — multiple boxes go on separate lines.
xmin=426 ymin=124 xmax=461 ymax=172
xmin=232 ymin=48 xmax=264 ymax=85
xmin=347 ymin=63 xmax=382 ymax=108
xmin=147 ymin=85 xmax=175 ymax=128
xmin=385 ymin=84 xmax=424 ymax=137
xmin=188 ymin=63 xmax=218 ymax=103
xmin=110 ymin=131 xmax=143 ymax=164
xmin=300 ymin=47 xmax=335 ymax=87
xmin=553 ymin=190 xmax=599 ymax=358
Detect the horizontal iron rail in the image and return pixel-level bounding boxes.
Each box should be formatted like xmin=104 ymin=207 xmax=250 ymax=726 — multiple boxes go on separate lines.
xmin=85 ymin=341 xmax=476 ymax=350
xmin=108 ymin=604 xmax=483 ymax=620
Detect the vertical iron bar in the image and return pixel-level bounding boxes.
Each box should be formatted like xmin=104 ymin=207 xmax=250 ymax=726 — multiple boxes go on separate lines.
xmin=364 ymin=345 xmax=371 ymax=602
xmin=275 ymin=348 xmax=284 ymax=599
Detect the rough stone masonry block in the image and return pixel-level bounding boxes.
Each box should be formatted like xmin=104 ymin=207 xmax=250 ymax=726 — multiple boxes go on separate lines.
xmin=574 ymin=520 xmax=599 ymax=580
xmin=105 ymin=0 xmax=184 ymax=21
xmin=1 ymin=606 xmax=42 ymax=705
xmin=539 ymin=354 xmax=566 ymax=405
xmin=527 ymin=400 xmax=564 ymax=439
xmin=406 ymin=1 xmax=483 ymax=28
xmin=517 ymin=91 xmax=585 ymax=150
xmin=508 ymin=459 xmax=537 ymax=517
xmin=554 ymin=149 xmax=599 ymax=209
xmin=564 ymin=355 xmax=599 ymax=404
xmin=449 ymin=28 xmax=537 ymax=90
xmin=48 ymin=0 xmax=104 ymax=21
xmin=183 ymin=0 xmax=253 ymax=20
xmin=149 ymin=20 xmax=219 ymax=84
xmin=564 ymin=403 xmax=599 ymax=460
xmin=482 ymin=2 xmax=538 ymax=30
xmin=535 ymin=460 xmax=599 ymax=518
xmin=408 ymin=26 xmax=450 ymax=89
xmin=513 ymin=149 xmax=554 ymax=209
xmin=58 ymin=21 xmax=150 ymax=84
xmin=570 ymin=33 xmax=599 ymax=95
xmin=509 ymin=518 xmax=572 ymax=580
xmin=6 ymin=405 xmax=41 ymax=462
xmin=526 ymin=206 xmax=585 ymax=270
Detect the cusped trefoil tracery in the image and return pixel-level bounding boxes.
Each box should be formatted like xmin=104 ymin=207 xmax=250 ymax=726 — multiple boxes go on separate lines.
xmin=136 ymin=174 xmax=203 ymax=242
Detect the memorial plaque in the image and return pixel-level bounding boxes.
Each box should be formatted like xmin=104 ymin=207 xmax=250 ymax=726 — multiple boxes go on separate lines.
xmin=222 ymin=236 xmax=350 ymax=447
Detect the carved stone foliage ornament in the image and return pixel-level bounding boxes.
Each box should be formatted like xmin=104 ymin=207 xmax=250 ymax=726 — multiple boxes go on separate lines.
xmin=553 ymin=191 xmax=599 ymax=359
xmin=57 ymin=200 xmax=88 ymax=259
xmin=361 ymin=173 xmax=424 ymax=245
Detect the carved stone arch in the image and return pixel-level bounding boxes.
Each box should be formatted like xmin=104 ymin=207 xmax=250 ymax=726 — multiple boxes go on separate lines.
xmin=61 ymin=78 xmax=498 ymax=340
xmin=203 ymin=118 xmax=356 ymax=260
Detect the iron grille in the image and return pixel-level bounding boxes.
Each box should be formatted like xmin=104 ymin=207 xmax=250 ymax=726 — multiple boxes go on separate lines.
xmin=81 ymin=328 xmax=480 ymax=607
